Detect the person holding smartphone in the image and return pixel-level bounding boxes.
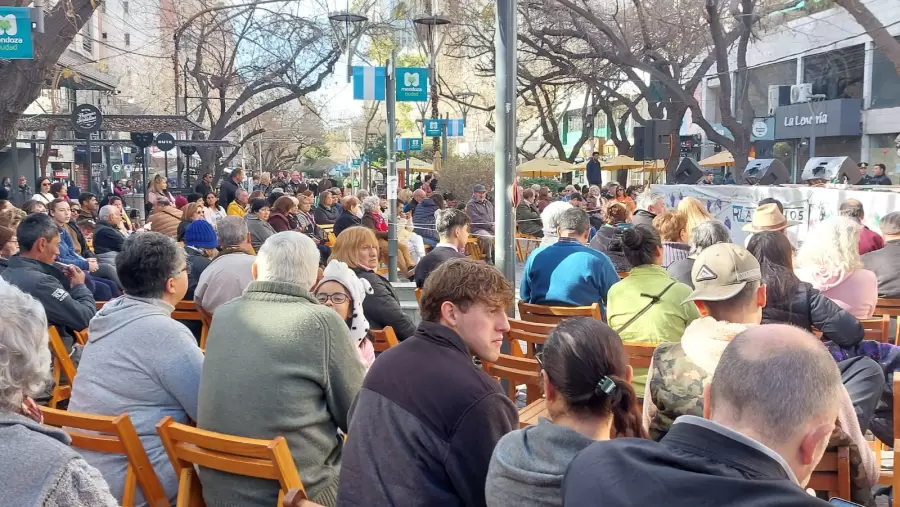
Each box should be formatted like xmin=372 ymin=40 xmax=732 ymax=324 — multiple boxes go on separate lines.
xmin=1 ymin=213 xmax=96 ymax=359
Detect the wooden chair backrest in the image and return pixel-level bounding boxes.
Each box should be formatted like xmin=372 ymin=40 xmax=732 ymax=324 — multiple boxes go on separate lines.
xmin=156 ymin=416 xmax=308 ymax=507
xmin=41 ymin=407 xmax=168 ymax=507
xmin=617 ymin=271 xmax=630 ymax=278
xmin=876 ymin=298 xmax=900 ymax=318
xmin=482 ymin=354 xmax=542 ymax=405
xmin=370 ymin=327 xmax=400 ymax=354
xmin=860 ymin=315 xmax=890 ymax=343
xmin=506 ymin=319 xmax=555 ymax=358
xmin=807 ymin=447 xmax=850 ymax=501
xmin=73 ymin=328 xmax=89 ymax=346
xmin=48 ymin=326 xmax=77 ymax=409
xmin=283 ymin=489 xmax=324 ymax=507
xmin=515 ymin=233 xmax=541 ymax=262
xmin=196 ymin=305 xmax=213 ymax=351
xmin=623 ymin=341 xmax=658 ymax=369
xmin=465 ymin=237 xmax=485 ymax=260
xmin=414 ymin=288 xmax=422 ymax=304
xmin=96 ymin=300 xmax=108 ymax=310
xmin=517 ymin=301 xmax=602 ymax=325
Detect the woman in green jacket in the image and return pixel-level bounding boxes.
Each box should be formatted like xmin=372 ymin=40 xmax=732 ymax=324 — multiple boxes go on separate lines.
xmin=606 ymin=224 xmax=700 ymax=394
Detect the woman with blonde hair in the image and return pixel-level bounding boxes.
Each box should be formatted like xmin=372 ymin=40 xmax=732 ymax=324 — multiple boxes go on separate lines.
xmin=177 ymin=201 xmax=206 ymax=242
xmin=676 ymin=197 xmax=713 ymax=241
xmin=330 ymin=226 xmax=416 ymax=340
xmin=796 ymin=216 xmax=878 ymax=319
xmin=146 ymin=174 xmax=174 ymax=206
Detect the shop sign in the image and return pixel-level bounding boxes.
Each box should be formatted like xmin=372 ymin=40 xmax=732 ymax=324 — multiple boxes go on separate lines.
xmin=774 ymin=99 xmax=861 ymax=139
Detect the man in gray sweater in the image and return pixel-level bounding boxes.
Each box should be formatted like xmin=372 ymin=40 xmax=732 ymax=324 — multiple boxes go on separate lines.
xmin=194 ymin=216 xmax=256 ymax=314
xmin=198 ymin=231 xmax=366 ymax=507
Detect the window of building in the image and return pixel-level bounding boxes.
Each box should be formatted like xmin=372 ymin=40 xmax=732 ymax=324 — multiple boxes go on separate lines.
xmin=739 ymin=60 xmax=797 ymax=117
xmin=81 ymin=23 xmax=93 ymax=54
xmin=871 ymin=36 xmax=900 ymax=110
xmin=802 ymin=44 xmax=865 ymax=100
xmin=125 ymin=33 xmax=131 ymax=46
xmin=867 ymin=133 xmax=900 ymax=180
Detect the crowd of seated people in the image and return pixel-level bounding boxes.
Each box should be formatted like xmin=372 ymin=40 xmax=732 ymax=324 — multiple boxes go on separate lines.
xmin=6 ymin=175 xmax=900 ymax=507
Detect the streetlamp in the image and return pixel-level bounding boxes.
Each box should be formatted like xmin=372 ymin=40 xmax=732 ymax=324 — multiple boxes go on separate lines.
xmin=413 ymin=14 xmax=452 ymax=156
xmin=328 ymin=10 xmax=369 ymax=84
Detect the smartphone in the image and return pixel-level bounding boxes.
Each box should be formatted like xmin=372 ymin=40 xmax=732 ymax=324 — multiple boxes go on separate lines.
xmin=53 ymin=262 xmax=71 ymax=272
xmin=829 ymin=498 xmax=863 ymax=506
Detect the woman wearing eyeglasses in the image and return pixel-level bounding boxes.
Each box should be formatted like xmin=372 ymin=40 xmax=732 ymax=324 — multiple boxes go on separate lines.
xmin=315 ymin=259 xmax=375 ymax=369
xmin=485 ymin=318 xmax=647 ymax=507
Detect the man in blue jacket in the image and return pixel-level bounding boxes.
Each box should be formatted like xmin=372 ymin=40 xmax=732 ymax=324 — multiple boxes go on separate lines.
xmin=521 ymin=208 xmax=619 ymax=313
xmin=586 ymin=151 xmax=602 ymax=186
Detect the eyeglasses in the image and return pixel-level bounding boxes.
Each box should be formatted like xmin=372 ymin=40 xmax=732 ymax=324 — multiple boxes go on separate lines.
xmin=535 ymin=351 xmax=544 ymax=369
xmin=316 ymin=293 xmax=348 ymax=305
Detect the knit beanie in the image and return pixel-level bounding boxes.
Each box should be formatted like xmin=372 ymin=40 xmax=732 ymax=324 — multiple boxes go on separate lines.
xmin=184 ymin=219 xmax=218 ymax=249
xmin=319 ymin=259 xmax=373 ymax=347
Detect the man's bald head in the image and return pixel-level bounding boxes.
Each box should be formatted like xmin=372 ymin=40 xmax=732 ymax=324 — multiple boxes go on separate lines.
xmin=709 ymin=324 xmax=842 ymax=446
xmin=839 ymin=199 xmax=864 ymax=222
xmin=413 ymin=189 xmax=426 ymax=201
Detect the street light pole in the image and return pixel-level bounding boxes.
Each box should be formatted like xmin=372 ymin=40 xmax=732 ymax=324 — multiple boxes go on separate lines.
xmin=495 ymin=0 xmax=517 ymax=295
xmin=413 ymin=13 xmax=452 ymax=156
xmin=386 ymin=50 xmax=399 ymax=283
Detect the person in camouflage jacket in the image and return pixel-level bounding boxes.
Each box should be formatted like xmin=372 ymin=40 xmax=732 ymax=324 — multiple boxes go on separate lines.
xmin=644 ymin=243 xmax=879 ymax=505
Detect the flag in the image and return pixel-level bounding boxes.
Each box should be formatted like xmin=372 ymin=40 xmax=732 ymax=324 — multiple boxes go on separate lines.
xmin=352 ymin=66 xmax=386 ymax=101
xmin=446 ymin=119 xmax=465 ymax=137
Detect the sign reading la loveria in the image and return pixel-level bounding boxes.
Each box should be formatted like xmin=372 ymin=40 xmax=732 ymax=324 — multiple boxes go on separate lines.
xmin=0 ymin=7 xmax=33 ymax=59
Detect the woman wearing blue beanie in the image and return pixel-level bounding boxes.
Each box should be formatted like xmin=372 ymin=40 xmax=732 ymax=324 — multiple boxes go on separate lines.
xmin=183 ymin=219 xmax=218 ymax=299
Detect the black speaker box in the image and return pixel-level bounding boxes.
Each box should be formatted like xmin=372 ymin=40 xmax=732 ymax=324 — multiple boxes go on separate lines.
xmin=801 ymin=157 xmax=860 ymax=185
xmin=633 ymin=120 xmax=672 ymax=161
xmin=670 ymin=157 xmax=704 ymax=184
xmin=742 ymin=158 xmax=789 ymax=185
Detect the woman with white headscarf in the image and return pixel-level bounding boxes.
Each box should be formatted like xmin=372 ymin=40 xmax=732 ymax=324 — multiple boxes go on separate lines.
xmin=316 ymin=260 xmax=376 ymax=369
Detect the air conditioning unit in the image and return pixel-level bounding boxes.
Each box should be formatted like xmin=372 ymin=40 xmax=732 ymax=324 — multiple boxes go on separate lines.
xmin=790 ymin=84 xmax=813 ymax=104
xmin=767 ymin=85 xmax=791 ymax=115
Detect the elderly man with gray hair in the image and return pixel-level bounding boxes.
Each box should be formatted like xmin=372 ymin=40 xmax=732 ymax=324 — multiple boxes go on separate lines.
xmin=521 ymin=208 xmax=619 ymax=309
xmin=666 ymin=220 xmax=732 ymax=288
xmin=633 ymin=191 xmax=665 ymax=230
xmin=198 ymin=231 xmax=365 ymax=506
xmin=92 ymin=205 xmax=127 ymax=266
xmin=862 ymin=211 xmax=900 ymax=298
xmin=194 ymin=216 xmax=256 ymax=315
xmin=565 ymin=324 xmax=848 ymax=506
xmin=0 ymin=280 xmax=119 ymax=506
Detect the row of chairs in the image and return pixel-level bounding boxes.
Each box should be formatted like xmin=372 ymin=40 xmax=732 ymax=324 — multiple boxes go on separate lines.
xmin=40 ymin=406 xmax=319 ymax=507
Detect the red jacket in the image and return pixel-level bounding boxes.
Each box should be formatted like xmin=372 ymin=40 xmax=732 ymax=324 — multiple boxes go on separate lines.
xmin=859 ymin=226 xmax=884 ymax=255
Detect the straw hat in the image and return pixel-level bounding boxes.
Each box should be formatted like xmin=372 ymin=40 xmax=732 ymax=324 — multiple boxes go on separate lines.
xmin=742 ymin=203 xmax=799 ymax=233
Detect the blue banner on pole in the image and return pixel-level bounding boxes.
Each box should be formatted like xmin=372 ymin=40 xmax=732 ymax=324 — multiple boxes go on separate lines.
xmin=395 ymin=138 xmax=423 ymax=151
xmin=0 ymin=7 xmax=34 ymax=59
xmin=352 ymin=159 xmax=361 ymax=167
xmin=352 ymin=66 xmax=386 ymax=101
xmin=396 ymin=67 xmax=428 ymax=102
xmin=446 ymin=119 xmax=465 ymax=137
xmin=424 ymin=119 xmax=442 ymax=137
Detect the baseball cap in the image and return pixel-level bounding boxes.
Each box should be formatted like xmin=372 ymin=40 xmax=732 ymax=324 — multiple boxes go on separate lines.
xmin=473 ymin=184 xmax=486 ymax=192
xmin=684 ymin=243 xmax=761 ymax=303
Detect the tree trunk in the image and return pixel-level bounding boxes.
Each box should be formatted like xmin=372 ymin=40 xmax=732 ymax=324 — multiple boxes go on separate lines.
xmin=0 ymin=0 xmax=99 ymax=145
xmin=835 ymin=0 xmax=900 ymax=74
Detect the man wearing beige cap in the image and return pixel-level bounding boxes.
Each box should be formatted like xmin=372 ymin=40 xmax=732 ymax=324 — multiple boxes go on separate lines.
xmin=642 ymin=243 xmax=882 ymax=500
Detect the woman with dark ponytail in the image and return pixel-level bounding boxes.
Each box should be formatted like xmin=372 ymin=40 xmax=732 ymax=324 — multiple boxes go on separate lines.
xmin=606 ymin=224 xmax=699 ymax=395
xmin=485 ymin=318 xmax=645 ymax=507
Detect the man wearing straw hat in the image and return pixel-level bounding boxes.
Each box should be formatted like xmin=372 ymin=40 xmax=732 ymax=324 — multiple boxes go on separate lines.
xmin=742 ymin=203 xmax=799 ymax=247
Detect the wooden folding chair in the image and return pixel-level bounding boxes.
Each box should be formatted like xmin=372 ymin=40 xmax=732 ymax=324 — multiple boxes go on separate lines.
xmin=414 ymin=288 xmax=423 ymax=304
xmin=482 ymin=354 xmax=542 ymax=405
xmin=465 ymin=237 xmax=485 ymax=260
xmin=196 ymin=305 xmax=213 ymax=351
xmin=156 ymin=416 xmax=310 ymax=507
xmin=875 ymin=298 xmax=900 ymax=344
xmin=96 ymin=301 xmax=108 ymax=310
xmin=41 ymin=407 xmax=169 ymax=507
xmin=73 ymin=328 xmax=89 ymax=346
xmin=173 ymin=300 xmax=209 ymax=347
xmin=515 ymin=233 xmax=540 ymax=262
xmin=807 ymin=447 xmax=851 ymax=501
xmin=283 ymin=489 xmax=324 ymax=507
xmin=48 ymin=326 xmax=77 ymax=409
xmin=506 ymin=319 xmax=555 ymax=358
xmin=617 ymin=271 xmax=630 ymax=279
xmin=370 ymin=327 xmax=400 ymax=354
xmin=517 ymin=301 xmax=602 ymax=325
xmin=623 ymin=341 xmax=658 ymax=369
xmin=860 ymin=315 xmax=890 ymax=343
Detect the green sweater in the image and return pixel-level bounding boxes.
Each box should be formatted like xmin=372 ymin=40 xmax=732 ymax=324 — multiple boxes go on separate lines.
xmin=197 ymin=281 xmax=365 ymax=507
xmin=606 ymin=264 xmax=700 ymax=394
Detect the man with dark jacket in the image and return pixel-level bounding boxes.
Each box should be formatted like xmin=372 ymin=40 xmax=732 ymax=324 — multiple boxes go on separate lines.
xmin=194 ymin=172 xmax=213 ymax=197
xmin=868 ymin=163 xmax=892 ymax=185
xmin=414 ymin=208 xmax=468 ymax=288
xmin=313 ymin=191 xmax=339 ymax=225
xmin=2 ymin=213 xmax=95 ymax=351
xmin=515 ymin=189 xmax=543 ymax=237
xmin=563 ymin=325 xmax=841 ymax=507
xmin=586 ymin=151 xmax=602 ymax=186
xmin=863 ymin=211 xmax=900 ymax=298
xmin=412 ymin=195 xmax=439 ymax=247
xmin=219 ymin=169 xmax=243 ymax=210
xmin=77 ymin=192 xmax=99 ymax=223
xmin=467 ymin=184 xmax=495 ymax=263
xmin=633 ymin=190 xmax=665 ymax=231
xmin=339 ymin=259 xmax=519 ymax=506
xmin=92 ymin=205 xmax=127 ymax=256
